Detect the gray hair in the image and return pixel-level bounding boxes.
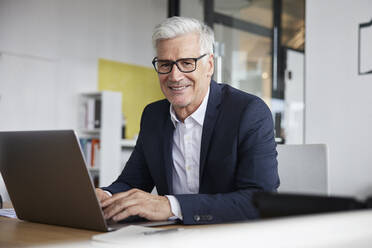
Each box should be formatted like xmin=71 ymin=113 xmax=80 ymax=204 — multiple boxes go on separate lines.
xmin=152 ymin=16 xmax=214 ymax=55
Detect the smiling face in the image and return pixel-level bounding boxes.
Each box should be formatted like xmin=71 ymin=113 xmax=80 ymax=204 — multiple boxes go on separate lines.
xmin=156 ymin=32 xmax=214 ymax=120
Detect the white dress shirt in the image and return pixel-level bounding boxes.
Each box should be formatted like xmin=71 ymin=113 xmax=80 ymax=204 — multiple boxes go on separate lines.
xmin=166 ymin=87 xmax=210 ymax=220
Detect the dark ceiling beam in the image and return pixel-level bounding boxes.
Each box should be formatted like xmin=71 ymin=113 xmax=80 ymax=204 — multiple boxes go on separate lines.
xmin=204 ymin=0 xmax=214 ymax=29
xmin=168 ymin=0 xmax=180 ymax=17
xmin=272 ymin=0 xmax=284 ymax=99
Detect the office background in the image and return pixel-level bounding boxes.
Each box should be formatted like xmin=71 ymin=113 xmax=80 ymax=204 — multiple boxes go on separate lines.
xmin=0 ymin=0 xmax=372 ymax=202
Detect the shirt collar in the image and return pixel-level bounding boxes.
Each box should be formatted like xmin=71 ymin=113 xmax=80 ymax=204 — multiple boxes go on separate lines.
xmin=170 ymin=86 xmax=210 ymax=127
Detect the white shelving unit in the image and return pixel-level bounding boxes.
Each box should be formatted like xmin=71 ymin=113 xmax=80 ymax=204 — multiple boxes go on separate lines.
xmin=120 ymin=139 xmax=136 ymax=148
xmin=78 ymin=91 xmax=122 ymax=187
xmin=119 ymin=139 xmax=136 ymax=171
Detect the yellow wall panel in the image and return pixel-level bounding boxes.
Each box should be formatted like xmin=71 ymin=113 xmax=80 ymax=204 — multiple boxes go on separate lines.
xmin=98 ymin=58 xmax=164 ymax=139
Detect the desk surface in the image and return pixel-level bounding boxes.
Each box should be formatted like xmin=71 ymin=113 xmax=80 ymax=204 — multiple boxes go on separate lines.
xmin=0 ymin=202 xmax=186 ymax=247
xmin=1 ymin=201 xmax=98 ymax=247
xmin=0 ymin=216 xmax=99 ymax=247
xmin=0 ymin=214 xmax=222 ymax=248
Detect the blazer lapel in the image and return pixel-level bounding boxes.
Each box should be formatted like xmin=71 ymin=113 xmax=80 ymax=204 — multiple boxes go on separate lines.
xmin=163 ymin=112 xmax=175 ymax=194
xmin=199 ymin=81 xmax=222 ymax=185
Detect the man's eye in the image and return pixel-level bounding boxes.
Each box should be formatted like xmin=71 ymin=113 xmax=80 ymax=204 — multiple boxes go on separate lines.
xmin=159 ymin=62 xmax=171 ymax=68
xmin=181 ymin=60 xmax=193 ymax=67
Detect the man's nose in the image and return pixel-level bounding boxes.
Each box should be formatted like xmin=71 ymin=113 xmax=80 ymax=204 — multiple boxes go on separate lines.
xmin=168 ymin=64 xmax=183 ymax=81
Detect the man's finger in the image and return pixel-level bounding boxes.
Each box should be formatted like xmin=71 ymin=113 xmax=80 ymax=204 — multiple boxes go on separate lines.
xmin=103 ymin=201 xmax=126 ymax=220
xmin=112 ymin=206 xmax=142 ymax=222
xmin=103 ymin=198 xmax=142 ymax=220
xmin=101 ymin=188 xmax=139 ymax=208
xmin=104 ymin=196 xmax=147 ymax=220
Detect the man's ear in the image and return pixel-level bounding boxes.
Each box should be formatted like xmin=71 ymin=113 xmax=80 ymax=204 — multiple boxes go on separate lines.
xmin=207 ymin=54 xmax=214 ymax=78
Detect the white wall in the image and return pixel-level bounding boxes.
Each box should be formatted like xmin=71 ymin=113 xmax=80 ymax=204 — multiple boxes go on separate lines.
xmin=0 ymin=0 xmax=167 ymax=130
xmin=306 ymin=0 xmax=372 ymax=199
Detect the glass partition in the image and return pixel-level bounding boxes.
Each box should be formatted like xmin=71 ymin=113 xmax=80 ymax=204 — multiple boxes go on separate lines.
xmin=214 ymin=23 xmax=272 ymax=104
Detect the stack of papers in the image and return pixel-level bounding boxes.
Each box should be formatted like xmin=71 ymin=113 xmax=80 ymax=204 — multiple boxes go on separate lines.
xmin=0 ymin=208 xmax=17 ymax=218
xmin=91 ymin=225 xmax=195 ymax=248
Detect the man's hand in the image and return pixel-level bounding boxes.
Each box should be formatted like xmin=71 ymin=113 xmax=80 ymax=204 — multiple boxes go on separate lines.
xmin=101 ymin=188 xmax=173 ymax=222
xmin=95 ymin=188 xmax=111 ymax=203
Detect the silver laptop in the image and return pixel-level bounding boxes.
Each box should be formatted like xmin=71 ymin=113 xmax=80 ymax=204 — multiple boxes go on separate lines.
xmin=0 ymin=130 xmax=176 ymax=231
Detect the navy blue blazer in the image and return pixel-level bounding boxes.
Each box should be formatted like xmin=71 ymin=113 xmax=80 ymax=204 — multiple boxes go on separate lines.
xmin=103 ymin=80 xmax=279 ymax=224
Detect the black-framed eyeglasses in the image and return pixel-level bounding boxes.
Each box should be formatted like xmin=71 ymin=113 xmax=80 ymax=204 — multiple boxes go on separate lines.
xmin=152 ymin=54 xmax=207 ymax=74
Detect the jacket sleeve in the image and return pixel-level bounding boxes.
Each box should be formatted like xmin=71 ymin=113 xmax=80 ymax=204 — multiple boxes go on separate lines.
xmin=175 ymin=98 xmax=279 ymax=224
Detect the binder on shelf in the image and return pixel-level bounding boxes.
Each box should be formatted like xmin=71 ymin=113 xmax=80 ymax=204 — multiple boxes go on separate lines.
xmin=78 ymin=138 xmax=101 ymax=169
xmin=86 ymin=139 xmax=92 ymax=167
xmin=80 ymin=97 xmax=102 ymax=130
xmin=86 ymin=98 xmax=96 ymax=130
xmin=94 ymin=99 xmax=101 ymax=129
xmin=91 ymin=139 xmax=100 ymax=168
xmin=79 ymin=138 xmax=88 ymax=156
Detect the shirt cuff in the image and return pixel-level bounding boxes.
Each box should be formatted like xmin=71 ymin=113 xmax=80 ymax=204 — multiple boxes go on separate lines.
xmin=165 ymin=195 xmax=183 ymax=220
xmin=103 ymin=190 xmax=112 ymax=197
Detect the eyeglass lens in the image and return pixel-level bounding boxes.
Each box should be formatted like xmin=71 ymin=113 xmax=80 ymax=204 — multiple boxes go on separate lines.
xmin=155 ymin=58 xmax=196 ymax=73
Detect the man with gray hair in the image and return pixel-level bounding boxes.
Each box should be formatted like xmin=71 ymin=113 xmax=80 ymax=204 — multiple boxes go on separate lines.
xmin=96 ymin=16 xmax=279 ymax=225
